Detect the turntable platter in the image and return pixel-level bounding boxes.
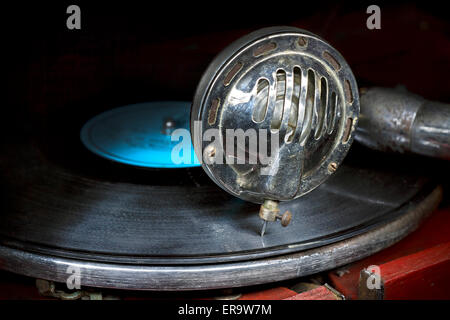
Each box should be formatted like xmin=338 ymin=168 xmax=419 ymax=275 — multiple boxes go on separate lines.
xmin=0 ymin=104 xmax=442 ymax=290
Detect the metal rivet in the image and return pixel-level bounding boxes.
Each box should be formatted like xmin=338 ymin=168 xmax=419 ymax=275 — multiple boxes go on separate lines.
xmin=328 ymin=162 xmax=338 ymax=173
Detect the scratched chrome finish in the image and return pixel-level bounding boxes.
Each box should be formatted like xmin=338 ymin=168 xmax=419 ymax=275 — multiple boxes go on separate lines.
xmin=192 ymin=27 xmax=359 ymax=204
xmin=356 ymin=87 xmax=450 ymax=160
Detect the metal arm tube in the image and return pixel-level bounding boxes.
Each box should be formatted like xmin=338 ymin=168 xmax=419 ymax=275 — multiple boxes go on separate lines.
xmin=356 ymin=87 xmax=450 ymax=160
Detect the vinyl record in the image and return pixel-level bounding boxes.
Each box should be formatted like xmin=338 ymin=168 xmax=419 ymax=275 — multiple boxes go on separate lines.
xmin=0 ymin=102 xmax=442 ymax=290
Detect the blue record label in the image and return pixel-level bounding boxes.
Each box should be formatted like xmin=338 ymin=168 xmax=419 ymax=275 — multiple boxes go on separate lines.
xmin=80 ymin=101 xmax=200 ymax=168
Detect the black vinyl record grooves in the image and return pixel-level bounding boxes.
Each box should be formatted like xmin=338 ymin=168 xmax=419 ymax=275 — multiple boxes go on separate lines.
xmin=0 ymin=103 xmax=442 ymax=290
xmin=0 ymin=109 xmax=439 ymax=266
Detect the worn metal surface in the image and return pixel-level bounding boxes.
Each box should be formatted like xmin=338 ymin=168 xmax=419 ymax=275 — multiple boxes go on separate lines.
xmin=358 ymin=269 xmax=384 ymax=300
xmin=356 ymin=87 xmax=450 ymax=159
xmin=191 ymin=26 xmax=359 ymax=204
xmin=0 ymin=186 xmax=441 ymax=290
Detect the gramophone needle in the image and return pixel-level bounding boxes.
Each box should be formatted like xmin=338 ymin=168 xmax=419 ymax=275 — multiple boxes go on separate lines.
xmin=260 ymin=221 xmax=267 ymax=237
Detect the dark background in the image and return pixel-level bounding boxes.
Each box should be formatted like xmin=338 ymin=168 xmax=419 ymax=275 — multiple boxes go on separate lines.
xmin=1 ymin=0 xmax=448 ymax=185
xmin=2 ymin=1 xmax=450 ymax=123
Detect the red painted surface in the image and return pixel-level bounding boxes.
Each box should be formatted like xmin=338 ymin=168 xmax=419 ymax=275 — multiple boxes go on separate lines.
xmin=284 ymin=286 xmax=338 ymax=300
xmin=381 ymin=242 xmax=450 ymax=299
xmin=239 ymin=287 xmax=298 ymax=300
xmin=329 ymin=208 xmax=450 ymax=300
